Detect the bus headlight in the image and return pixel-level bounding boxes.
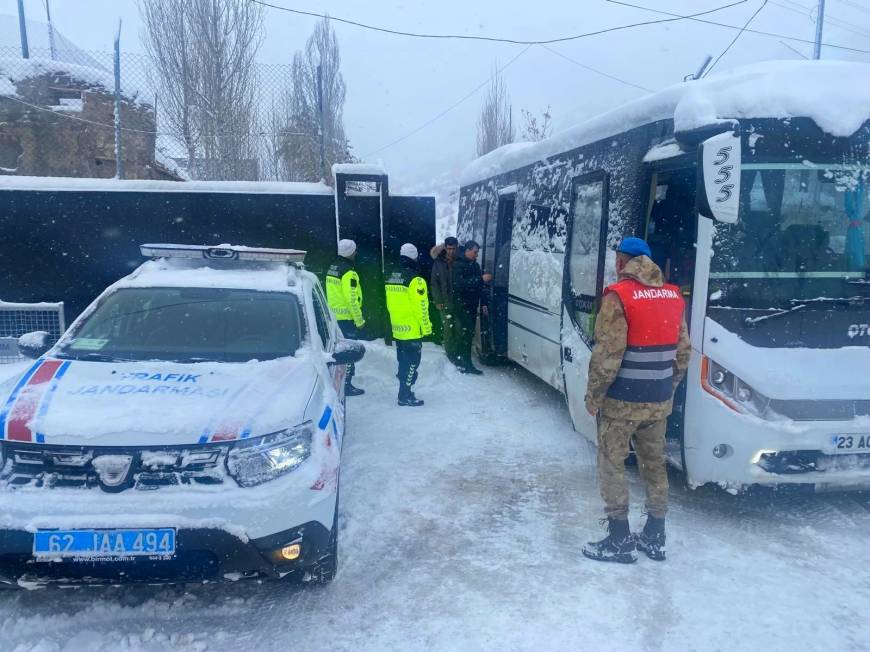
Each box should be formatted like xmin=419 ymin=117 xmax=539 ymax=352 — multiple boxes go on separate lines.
xmin=703 ymin=359 xmax=771 ymax=417
xmin=227 ymin=422 xmax=313 ymax=488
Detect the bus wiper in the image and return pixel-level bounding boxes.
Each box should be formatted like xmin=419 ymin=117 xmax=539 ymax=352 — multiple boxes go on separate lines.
xmin=789 ymin=296 xmax=866 ymax=307
xmin=743 ymin=304 xmax=807 ymax=328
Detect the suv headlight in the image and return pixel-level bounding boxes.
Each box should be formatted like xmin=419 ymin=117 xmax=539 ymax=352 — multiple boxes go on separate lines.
xmin=226 ymin=422 xmax=313 ymax=488
xmin=703 ymin=358 xmax=771 ymax=417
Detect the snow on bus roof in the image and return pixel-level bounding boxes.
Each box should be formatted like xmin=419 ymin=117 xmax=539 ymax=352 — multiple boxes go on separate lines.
xmin=0 ymin=175 xmax=334 ymax=195
xmin=461 ymin=60 xmax=870 ymax=187
xmin=116 ymin=258 xmax=300 ymax=293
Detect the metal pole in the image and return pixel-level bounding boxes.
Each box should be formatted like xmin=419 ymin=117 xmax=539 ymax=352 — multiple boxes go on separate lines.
xmin=45 ymin=0 xmax=57 ymax=60
xmin=813 ymin=0 xmax=826 ymax=59
xmin=317 ymin=64 xmax=326 ymax=182
xmin=113 ymin=20 xmax=124 ymax=180
xmin=17 ymin=0 xmax=29 ymax=59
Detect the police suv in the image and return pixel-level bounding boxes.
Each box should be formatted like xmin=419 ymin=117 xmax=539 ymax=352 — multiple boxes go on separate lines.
xmin=0 ymin=244 xmax=364 ymax=587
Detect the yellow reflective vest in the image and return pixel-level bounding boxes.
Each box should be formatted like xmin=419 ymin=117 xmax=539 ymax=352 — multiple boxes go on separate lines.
xmin=326 ymin=257 xmax=364 ymax=327
xmin=385 ymin=263 xmax=433 ymax=341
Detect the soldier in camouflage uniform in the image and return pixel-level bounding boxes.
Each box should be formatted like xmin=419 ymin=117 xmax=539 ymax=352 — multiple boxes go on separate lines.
xmin=582 ymin=237 xmax=691 ymax=564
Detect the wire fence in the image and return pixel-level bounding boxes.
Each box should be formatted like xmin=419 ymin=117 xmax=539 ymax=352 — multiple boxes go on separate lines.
xmin=0 ymin=44 xmax=311 ymax=182
xmin=0 ymin=302 xmax=65 ymax=364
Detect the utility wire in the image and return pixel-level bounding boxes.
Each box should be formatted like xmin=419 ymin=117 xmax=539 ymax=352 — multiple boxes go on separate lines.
xmin=251 ymin=0 xmax=751 ymax=45
xmin=0 ymin=92 xmax=308 ymax=138
xmin=539 ymin=44 xmax=655 ymax=92
xmin=605 ymin=0 xmax=870 ymax=54
xmin=771 ymin=0 xmax=870 ymax=40
xmin=778 ymin=38 xmax=810 ymax=57
xmin=832 ymin=0 xmax=870 ymax=16
xmin=362 ymin=45 xmax=533 ymax=158
xmin=705 ymin=0 xmax=769 ymax=76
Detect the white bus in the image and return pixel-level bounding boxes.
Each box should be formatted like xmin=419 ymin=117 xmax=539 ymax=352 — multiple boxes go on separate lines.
xmin=457 ymin=61 xmax=870 ymax=492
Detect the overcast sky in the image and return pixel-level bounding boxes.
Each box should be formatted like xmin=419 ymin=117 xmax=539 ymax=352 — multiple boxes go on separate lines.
xmin=7 ymin=0 xmax=870 ymax=189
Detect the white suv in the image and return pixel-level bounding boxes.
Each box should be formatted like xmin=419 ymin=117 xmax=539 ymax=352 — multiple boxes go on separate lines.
xmin=0 ymin=244 xmax=363 ymax=587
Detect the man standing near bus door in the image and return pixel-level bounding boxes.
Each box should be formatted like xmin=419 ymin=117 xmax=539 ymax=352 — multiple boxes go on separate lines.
xmin=450 ymin=240 xmax=493 ymax=375
xmin=430 ymin=236 xmax=459 ymax=364
xmin=326 ymin=238 xmax=366 ymax=396
xmin=582 ymin=237 xmax=691 ymax=564
xmin=385 ymin=243 xmax=433 ymax=406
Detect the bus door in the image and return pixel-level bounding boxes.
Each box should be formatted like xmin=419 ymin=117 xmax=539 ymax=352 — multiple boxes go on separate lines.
xmin=480 ymin=193 xmax=515 ymax=358
xmin=562 ymin=172 xmax=610 ymax=437
xmin=644 ymin=167 xmax=698 ymax=455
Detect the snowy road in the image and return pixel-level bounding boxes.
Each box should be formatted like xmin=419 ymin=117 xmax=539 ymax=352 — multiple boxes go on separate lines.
xmin=2 ymin=344 xmax=870 ymax=651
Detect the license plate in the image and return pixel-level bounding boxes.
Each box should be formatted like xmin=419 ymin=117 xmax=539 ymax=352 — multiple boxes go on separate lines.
xmin=33 ymin=528 xmax=176 ymax=560
xmin=827 ymin=434 xmax=870 ymax=455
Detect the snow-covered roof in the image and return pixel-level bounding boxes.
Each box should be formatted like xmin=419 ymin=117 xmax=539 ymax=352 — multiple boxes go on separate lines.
xmin=118 ymin=258 xmax=300 ymax=293
xmin=0 ymin=175 xmax=334 ymax=195
xmin=0 ymin=56 xmax=144 ymax=105
xmin=461 ymin=60 xmax=870 ymax=187
xmin=154 ymin=146 xmax=190 ymax=181
xmin=333 ymin=162 xmax=387 ymax=177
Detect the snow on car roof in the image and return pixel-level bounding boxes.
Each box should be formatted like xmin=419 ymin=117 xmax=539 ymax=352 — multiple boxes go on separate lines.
xmin=461 ymin=60 xmax=870 ymax=187
xmin=0 ymin=175 xmax=334 ymax=195
xmin=116 ymin=258 xmax=300 ymax=293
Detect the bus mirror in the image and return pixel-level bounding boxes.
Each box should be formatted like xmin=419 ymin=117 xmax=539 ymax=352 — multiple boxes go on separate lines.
xmin=697 ymin=130 xmax=741 ymax=224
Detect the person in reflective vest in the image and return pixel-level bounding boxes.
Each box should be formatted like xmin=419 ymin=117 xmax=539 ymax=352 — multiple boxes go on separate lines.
xmin=385 ymin=243 xmax=433 ymax=407
xmin=582 ymin=237 xmax=691 ymax=564
xmin=326 ymin=239 xmax=365 ymax=396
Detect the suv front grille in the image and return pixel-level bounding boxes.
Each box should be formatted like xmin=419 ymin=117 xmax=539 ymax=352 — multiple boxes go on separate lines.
xmin=0 ymin=443 xmax=230 ymax=491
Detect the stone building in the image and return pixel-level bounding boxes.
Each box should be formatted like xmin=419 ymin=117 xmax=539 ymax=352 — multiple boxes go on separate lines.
xmin=0 ymin=57 xmax=183 ymax=181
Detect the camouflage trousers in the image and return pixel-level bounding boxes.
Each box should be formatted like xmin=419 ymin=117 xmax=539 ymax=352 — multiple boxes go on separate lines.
xmin=596 ymin=416 xmax=669 ymax=519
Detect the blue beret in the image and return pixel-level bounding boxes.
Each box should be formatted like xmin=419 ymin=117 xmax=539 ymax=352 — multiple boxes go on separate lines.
xmin=617 ymin=237 xmax=652 ymax=258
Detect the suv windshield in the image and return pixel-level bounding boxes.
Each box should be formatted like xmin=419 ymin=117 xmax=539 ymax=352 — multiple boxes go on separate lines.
xmin=56 ymin=287 xmax=303 ymax=363
xmin=710 ymin=164 xmax=870 ymax=309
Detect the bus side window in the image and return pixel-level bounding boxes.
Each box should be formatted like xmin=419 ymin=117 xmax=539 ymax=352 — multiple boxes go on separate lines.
xmin=567 ymin=175 xmax=608 ymax=339
xmin=472 ymin=201 xmax=488 ymax=247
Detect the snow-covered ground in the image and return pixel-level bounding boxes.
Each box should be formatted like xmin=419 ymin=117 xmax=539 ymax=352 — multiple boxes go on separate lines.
xmin=2 ymin=344 xmax=870 ymax=651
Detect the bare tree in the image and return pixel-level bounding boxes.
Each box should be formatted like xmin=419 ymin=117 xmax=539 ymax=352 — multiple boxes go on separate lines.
xmin=282 ymin=17 xmax=350 ymax=184
xmin=521 ymin=106 xmax=552 ymax=142
xmin=139 ymin=0 xmax=264 ymax=180
xmin=476 ymin=68 xmax=514 ymax=157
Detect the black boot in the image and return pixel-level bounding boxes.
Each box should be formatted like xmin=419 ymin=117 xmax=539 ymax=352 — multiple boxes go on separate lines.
xmin=398 ymin=387 xmax=424 ymax=407
xmin=461 ymin=364 xmax=483 ymax=375
xmin=635 ymin=515 xmax=666 ymax=561
xmin=345 ymin=383 xmax=365 ymax=397
xmin=582 ymin=518 xmax=637 ymax=564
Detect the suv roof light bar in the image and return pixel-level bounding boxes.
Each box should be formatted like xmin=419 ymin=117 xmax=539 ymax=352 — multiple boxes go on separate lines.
xmin=140 ymin=243 xmax=307 ymax=264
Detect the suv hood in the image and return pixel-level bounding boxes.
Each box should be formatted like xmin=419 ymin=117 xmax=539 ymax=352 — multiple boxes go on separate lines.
xmin=0 ymin=356 xmax=318 ymax=446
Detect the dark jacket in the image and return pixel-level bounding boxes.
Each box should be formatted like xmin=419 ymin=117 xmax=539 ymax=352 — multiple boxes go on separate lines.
xmin=450 ymin=250 xmax=486 ymax=316
xmin=430 ymin=244 xmax=453 ymax=307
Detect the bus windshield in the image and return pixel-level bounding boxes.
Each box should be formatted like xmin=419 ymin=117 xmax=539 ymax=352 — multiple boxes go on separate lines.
xmin=710 ymin=164 xmax=870 ymax=309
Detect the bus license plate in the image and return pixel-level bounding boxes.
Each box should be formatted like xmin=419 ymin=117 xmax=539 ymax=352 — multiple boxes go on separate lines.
xmin=828 ymin=434 xmax=870 ymax=455
xmin=33 ymin=528 xmax=176 ymax=560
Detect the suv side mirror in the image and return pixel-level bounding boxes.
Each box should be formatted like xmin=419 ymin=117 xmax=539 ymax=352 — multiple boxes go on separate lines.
xmin=18 ymin=331 xmax=53 ymax=359
xmin=331 ymin=340 xmax=365 ymax=365
xmin=697 ymin=129 xmax=741 ymax=224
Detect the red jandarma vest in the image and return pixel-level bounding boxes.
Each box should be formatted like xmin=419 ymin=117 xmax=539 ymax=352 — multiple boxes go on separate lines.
xmin=604 ymin=278 xmax=685 ymax=404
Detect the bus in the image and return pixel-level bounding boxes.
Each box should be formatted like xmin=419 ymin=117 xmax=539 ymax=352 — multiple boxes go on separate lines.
xmin=457 ymin=61 xmax=870 ymax=492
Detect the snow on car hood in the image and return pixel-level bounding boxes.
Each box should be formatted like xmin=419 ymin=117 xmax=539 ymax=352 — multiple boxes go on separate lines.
xmin=0 ymin=354 xmax=318 ymax=446
xmin=704 ymin=318 xmax=870 ymax=401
